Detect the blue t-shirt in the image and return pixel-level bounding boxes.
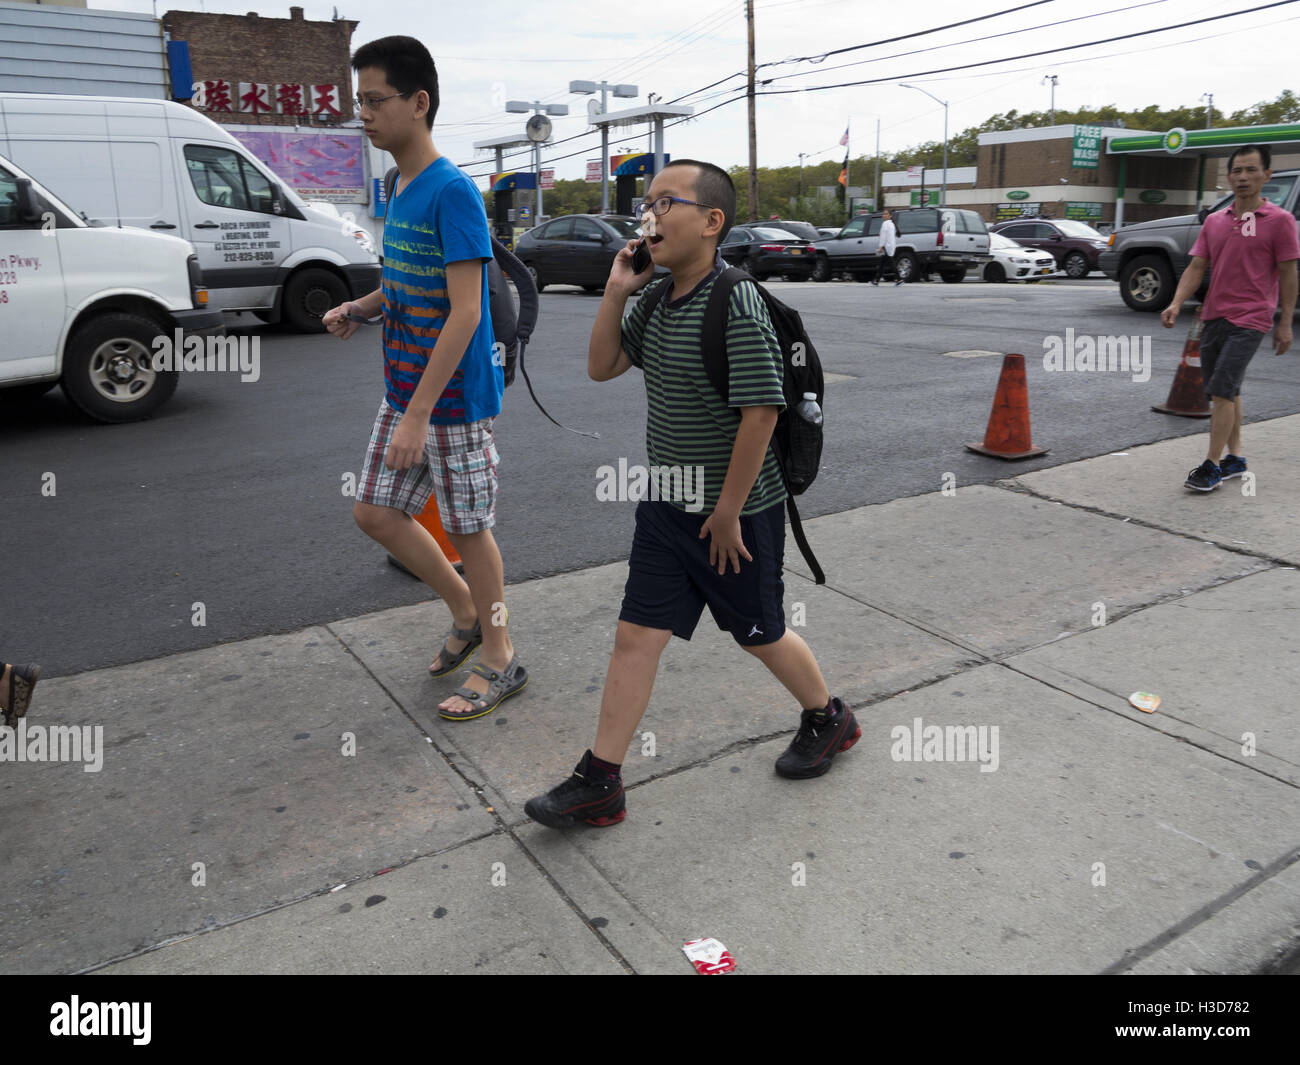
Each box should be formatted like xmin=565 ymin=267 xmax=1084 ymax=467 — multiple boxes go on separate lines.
xmin=381 ymin=156 xmax=502 ymax=424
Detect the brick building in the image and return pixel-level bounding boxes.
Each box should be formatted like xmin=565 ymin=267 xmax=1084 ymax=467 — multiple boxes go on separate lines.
xmin=163 ymin=6 xmax=358 ymax=127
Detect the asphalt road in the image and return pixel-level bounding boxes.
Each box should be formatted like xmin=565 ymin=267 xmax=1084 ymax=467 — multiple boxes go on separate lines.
xmin=4 ymin=276 xmax=1299 ymax=676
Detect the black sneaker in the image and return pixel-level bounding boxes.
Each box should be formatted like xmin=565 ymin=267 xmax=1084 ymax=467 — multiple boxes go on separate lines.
xmin=524 ymin=750 xmax=626 ymax=829
xmin=775 ymin=697 xmax=860 ymax=779
xmin=1184 ymin=459 xmax=1222 ymax=492
xmin=1219 ymin=454 xmax=1247 ymax=480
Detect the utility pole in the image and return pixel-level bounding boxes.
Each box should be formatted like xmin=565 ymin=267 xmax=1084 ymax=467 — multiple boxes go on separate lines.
xmin=797 ymin=151 xmax=809 ymax=199
xmin=1202 ymin=91 xmax=1214 ymax=128
xmin=1042 ymin=74 xmax=1058 ymax=125
xmin=746 ymin=0 xmax=758 ymax=221
xmin=874 ymin=118 xmax=880 ymax=211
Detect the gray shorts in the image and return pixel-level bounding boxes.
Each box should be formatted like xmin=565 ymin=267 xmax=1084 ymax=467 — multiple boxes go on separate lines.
xmin=1200 ymin=317 xmax=1266 ymax=400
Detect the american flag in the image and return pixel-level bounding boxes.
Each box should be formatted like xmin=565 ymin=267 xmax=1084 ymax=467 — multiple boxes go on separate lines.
xmin=840 ymin=125 xmax=849 ymax=146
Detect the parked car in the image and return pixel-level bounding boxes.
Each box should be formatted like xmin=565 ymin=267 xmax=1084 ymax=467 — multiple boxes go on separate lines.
xmin=990 ymin=217 xmax=1108 ymax=279
xmin=719 ymin=226 xmax=815 ymax=280
xmin=736 ymin=218 xmax=823 ymax=242
xmin=0 ymin=93 xmax=381 ymax=332
xmin=513 ymin=214 xmax=664 ymax=291
xmin=1099 ymin=169 xmax=1299 ymax=311
xmin=972 ymin=231 xmax=1059 ymax=282
xmin=0 ymin=152 xmax=223 ymax=421
xmin=811 ymin=207 xmax=991 ymax=283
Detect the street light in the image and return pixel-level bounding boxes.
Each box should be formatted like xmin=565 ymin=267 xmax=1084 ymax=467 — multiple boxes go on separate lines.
xmin=506 ymin=99 xmax=569 ymax=220
xmin=899 ymin=83 xmax=948 ymax=207
xmin=570 ymin=79 xmax=638 ymax=214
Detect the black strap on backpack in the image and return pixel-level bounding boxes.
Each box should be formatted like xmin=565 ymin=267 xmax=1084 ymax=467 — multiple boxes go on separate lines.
xmin=382 ymin=167 xmax=595 ymax=438
xmin=637 ymin=269 xmax=826 ymax=584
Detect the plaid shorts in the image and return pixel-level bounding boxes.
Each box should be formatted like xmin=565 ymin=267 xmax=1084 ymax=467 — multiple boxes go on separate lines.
xmin=356 ymin=399 xmax=499 ymax=534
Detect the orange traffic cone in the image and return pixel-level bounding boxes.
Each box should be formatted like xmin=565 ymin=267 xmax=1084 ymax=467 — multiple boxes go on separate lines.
xmin=1152 ymin=307 xmax=1211 ymax=418
xmin=386 ymin=496 xmax=463 ymax=578
xmin=965 ymin=353 xmax=1049 ymax=460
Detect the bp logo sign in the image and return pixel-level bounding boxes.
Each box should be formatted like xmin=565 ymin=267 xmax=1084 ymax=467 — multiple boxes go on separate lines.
xmin=1162 ymin=128 xmax=1187 ymax=154
xmin=1006 ymin=190 xmax=1030 ymax=200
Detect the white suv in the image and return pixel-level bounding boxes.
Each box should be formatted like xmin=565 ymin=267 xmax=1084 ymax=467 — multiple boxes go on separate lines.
xmin=1 ymin=154 xmax=222 ymax=421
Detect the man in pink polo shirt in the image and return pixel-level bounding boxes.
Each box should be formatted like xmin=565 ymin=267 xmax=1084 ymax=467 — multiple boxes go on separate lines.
xmin=1162 ymin=144 xmax=1298 ymax=492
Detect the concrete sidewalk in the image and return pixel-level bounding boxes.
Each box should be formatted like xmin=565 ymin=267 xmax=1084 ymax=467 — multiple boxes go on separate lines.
xmin=3 ymin=417 xmax=1299 ymax=975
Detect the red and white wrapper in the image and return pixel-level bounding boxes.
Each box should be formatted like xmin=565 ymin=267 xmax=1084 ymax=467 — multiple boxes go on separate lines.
xmin=683 ymin=937 xmax=737 ymax=975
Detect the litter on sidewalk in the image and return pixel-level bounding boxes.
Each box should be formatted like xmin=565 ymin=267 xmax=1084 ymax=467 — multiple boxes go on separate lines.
xmin=1129 ymin=692 xmax=1161 ymax=714
xmin=683 ymin=937 xmax=737 ymax=974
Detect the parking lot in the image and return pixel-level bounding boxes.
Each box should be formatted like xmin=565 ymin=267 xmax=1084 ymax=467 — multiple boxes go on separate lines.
xmin=4 ymin=274 xmax=1299 ymax=676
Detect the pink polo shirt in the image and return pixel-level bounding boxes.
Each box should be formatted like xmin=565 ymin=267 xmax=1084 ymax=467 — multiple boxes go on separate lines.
xmin=1190 ymin=199 xmax=1300 ymax=333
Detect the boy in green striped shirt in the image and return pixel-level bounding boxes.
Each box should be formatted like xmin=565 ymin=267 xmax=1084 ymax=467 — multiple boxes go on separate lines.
xmin=525 ymin=160 xmax=857 ymax=829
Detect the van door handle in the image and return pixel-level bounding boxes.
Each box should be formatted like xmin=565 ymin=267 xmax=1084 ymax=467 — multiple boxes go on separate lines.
xmin=150 ymin=221 xmax=177 ymax=230
xmin=194 ymin=222 xmax=220 ymax=230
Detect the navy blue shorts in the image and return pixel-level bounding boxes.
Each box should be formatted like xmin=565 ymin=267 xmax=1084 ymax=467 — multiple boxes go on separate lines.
xmin=619 ymin=500 xmax=787 ymax=646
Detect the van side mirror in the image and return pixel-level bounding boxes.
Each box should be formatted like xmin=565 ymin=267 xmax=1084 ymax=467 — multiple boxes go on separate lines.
xmin=1196 ymin=206 xmax=1209 ymax=224
xmin=14 ymin=178 xmax=43 ymax=224
xmin=271 ymin=184 xmax=284 ymax=215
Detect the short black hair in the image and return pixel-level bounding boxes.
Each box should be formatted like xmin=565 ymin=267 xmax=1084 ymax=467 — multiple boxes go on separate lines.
xmin=1227 ymin=144 xmax=1270 ymax=171
xmin=351 ymin=36 xmax=439 ymax=130
xmin=661 ymin=159 xmax=735 ymax=244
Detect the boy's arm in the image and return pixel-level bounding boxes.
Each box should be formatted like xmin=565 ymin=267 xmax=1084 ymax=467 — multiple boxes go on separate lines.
xmin=589 ymin=240 xmax=649 ymax=380
xmin=700 ymin=405 xmax=780 ymax=574
xmin=385 ymin=259 xmax=482 ymax=469
xmin=1160 ymin=256 xmax=1207 ymax=328
xmin=1275 ymin=258 xmax=1296 ymax=355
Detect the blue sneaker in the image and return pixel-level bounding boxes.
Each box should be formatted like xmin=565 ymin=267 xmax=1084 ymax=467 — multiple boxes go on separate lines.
xmin=1219 ymin=454 xmax=1247 ymax=480
xmin=1184 ymin=460 xmax=1221 ymax=492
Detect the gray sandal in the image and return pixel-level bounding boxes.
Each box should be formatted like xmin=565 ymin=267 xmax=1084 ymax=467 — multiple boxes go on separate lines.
xmin=428 ymin=620 xmax=482 ymax=677
xmin=439 ymin=656 xmax=528 ymax=721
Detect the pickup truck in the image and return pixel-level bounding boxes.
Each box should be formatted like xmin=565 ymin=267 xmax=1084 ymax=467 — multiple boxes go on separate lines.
xmin=1099 ymin=169 xmax=1299 ymax=311
xmin=811 ymin=207 xmax=991 ymax=283
xmin=1 ymin=153 xmax=223 ymax=421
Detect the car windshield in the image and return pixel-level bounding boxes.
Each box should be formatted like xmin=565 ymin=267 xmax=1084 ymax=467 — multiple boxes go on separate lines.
xmin=752 ymin=227 xmax=803 ymax=241
xmin=602 ymin=216 xmax=641 ymax=239
xmin=1210 ymin=173 xmax=1297 ymax=212
xmin=990 ymin=233 xmax=1023 ymax=250
xmin=1054 ymin=219 xmax=1104 ymax=239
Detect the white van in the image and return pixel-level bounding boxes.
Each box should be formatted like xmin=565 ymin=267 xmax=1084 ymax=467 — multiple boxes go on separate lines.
xmin=0 ymin=93 xmax=381 ymax=332
xmin=1 ymin=152 xmax=222 ymax=421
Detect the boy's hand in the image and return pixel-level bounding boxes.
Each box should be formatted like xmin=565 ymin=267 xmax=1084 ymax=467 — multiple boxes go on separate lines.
xmin=608 ymin=240 xmax=654 ymax=298
xmin=385 ymin=412 xmax=427 ymax=470
xmin=323 ymin=301 xmax=361 ymax=340
xmin=700 ymin=510 xmax=752 ymax=575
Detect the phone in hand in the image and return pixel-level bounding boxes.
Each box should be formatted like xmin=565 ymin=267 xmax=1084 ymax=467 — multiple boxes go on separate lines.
xmin=345 ymin=312 xmax=382 ymax=325
xmin=631 ymin=238 xmax=652 ymax=275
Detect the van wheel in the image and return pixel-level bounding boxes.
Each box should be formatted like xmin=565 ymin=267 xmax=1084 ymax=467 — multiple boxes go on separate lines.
xmin=894 ymin=252 xmax=918 ymax=282
xmin=61 ymin=312 xmax=177 ymax=423
xmin=811 ymin=255 xmax=831 ymax=283
xmin=283 ymin=268 xmax=348 ymax=333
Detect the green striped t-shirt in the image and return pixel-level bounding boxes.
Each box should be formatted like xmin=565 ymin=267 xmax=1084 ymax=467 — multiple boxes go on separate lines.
xmin=621 ymin=264 xmax=787 ymax=516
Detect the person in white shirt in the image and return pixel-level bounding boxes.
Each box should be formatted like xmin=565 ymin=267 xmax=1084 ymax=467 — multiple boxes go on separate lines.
xmin=872 ymin=209 xmax=902 ymax=286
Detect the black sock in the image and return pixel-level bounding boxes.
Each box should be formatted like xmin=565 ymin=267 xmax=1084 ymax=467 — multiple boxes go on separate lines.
xmin=586 ymin=752 xmax=622 ymax=782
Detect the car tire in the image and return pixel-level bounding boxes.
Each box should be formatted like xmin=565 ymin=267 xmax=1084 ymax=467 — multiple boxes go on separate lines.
xmin=742 ymin=255 xmax=763 ymax=280
xmin=811 ymin=254 xmax=831 ymax=283
xmin=984 ymin=262 xmax=1007 ymax=283
xmin=1120 ymin=254 xmax=1174 ymax=312
xmin=524 ymin=262 xmax=546 ymax=293
xmin=283 ymin=268 xmax=348 ymax=333
xmin=1063 ymin=252 xmax=1090 ymax=279
xmin=60 ymin=312 xmax=178 ymax=423
xmin=894 ymin=251 xmax=918 ymax=283
xmin=940 ymin=269 xmax=965 ymax=284
xmin=783 ymin=273 xmax=807 ymax=282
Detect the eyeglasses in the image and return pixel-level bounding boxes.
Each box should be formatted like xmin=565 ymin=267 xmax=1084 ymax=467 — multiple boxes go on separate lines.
xmin=354 ymin=91 xmax=412 ymax=112
xmin=637 ymin=195 xmax=718 ymax=218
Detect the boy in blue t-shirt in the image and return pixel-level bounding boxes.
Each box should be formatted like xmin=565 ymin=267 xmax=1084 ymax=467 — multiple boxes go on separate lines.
xmin=324 ymin=36 xmax=525 ymax=720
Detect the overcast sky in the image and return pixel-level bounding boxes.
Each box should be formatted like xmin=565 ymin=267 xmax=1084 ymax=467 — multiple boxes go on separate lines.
xmin=102 ymin=0 xmax=1298 ymax=186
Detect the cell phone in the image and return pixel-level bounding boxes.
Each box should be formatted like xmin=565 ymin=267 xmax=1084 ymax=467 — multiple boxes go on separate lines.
xmin=344 ymin=312 xmax=382 ymax=324
xmin=631 ymin=238 xmax=652 ymax=275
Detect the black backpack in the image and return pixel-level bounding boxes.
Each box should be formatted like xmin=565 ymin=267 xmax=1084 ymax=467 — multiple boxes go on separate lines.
xmin=639 ymin=267 xmax=827 ymax=583
xmin=382 ymin=167 xmax=593 ymax=437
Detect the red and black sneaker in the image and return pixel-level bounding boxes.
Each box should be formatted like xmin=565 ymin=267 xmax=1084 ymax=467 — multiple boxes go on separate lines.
xmin=775 ymin=697 xmax=860 ymax=779
xmin=524 ymin=750 xmax=627 ymax=829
